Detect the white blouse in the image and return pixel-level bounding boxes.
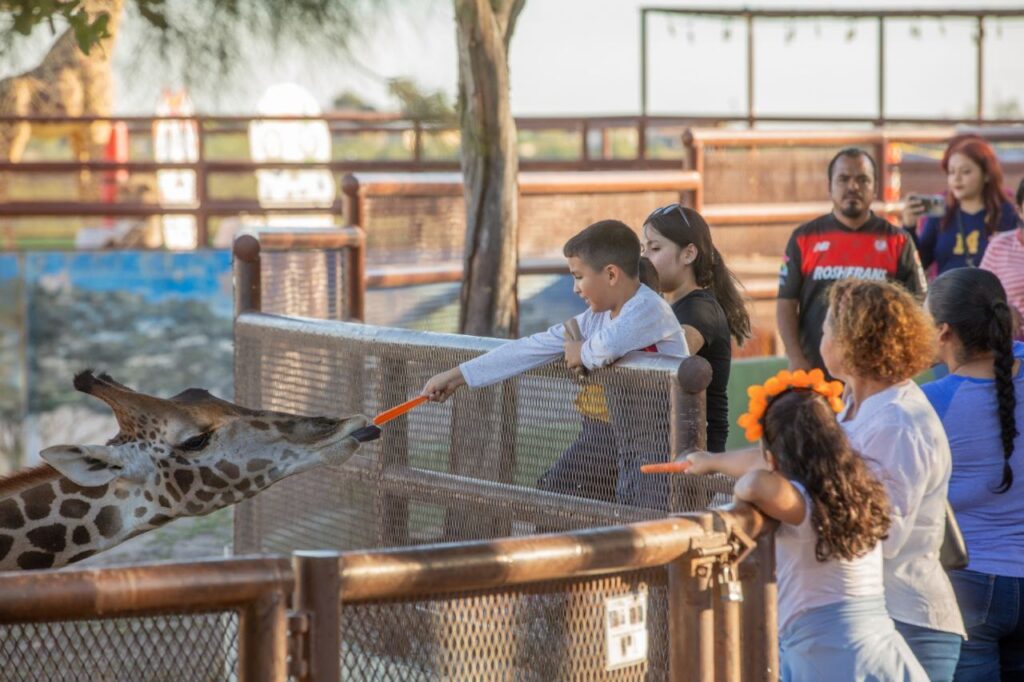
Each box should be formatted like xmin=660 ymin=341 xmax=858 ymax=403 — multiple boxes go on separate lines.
xmin=840 ymin=380 xmax=966 ymax=637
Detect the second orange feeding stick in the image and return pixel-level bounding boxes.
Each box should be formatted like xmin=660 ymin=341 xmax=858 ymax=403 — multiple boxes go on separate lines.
xmin=373 ymin=395 xmax=429 ymax=426
xmin=640 ymin=461 xmax=692 ymax=474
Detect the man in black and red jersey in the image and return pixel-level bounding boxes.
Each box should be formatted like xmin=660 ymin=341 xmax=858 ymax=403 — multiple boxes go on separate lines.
xmin=777 ymin=148 xmax=927 ymax=371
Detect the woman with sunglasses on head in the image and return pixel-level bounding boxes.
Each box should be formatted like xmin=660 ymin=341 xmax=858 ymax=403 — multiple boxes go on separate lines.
xmin=643 ymin=204 xmax=751 ymax=452
xmin=923 ymin=268 xmax=1024 ymax=681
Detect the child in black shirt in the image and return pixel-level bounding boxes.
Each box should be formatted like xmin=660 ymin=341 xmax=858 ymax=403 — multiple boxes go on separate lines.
xmin=643 ymin=204 xmax=751 ymax=452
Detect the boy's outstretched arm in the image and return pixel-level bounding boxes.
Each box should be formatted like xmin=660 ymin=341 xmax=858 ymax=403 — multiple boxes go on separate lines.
xmin=421 ymin=367 xmax=467 ymax=403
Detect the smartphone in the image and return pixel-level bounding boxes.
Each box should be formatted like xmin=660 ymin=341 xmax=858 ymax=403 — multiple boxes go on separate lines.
xmin=909 ymin=194 xmax=946 ymax=218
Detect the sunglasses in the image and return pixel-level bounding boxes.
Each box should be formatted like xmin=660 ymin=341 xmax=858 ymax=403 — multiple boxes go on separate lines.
xmin=651 ymin=203 xmax=693 ymax=229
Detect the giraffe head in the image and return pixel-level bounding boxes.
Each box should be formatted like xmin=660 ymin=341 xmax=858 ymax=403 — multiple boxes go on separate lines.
xmin=33 ymin=371 xmax=374 ymax=541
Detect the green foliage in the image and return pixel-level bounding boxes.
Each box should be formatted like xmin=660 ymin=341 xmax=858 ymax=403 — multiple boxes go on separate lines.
xmin=1 ymin=0 xmax=381 ymax=86
xmin=331 ymin=89 xmax=376 ymax=112
xmin=388 ymin=77 xmax=456 ymax=124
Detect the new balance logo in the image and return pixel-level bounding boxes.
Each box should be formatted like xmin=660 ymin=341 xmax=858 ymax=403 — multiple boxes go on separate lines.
xmin=811 ymin=266 xmax=887 ymax=281
xmin=812 ymin=241 xmax=831 ymax=252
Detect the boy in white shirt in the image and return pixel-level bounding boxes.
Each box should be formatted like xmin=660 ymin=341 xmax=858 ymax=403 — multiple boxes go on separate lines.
xmin=422 ymin=219 xmax=688 ymax=508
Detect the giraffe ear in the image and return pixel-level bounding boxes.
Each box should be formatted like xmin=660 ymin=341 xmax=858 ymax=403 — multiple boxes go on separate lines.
xmin=41 ymin=445 xmax=151 ymax=487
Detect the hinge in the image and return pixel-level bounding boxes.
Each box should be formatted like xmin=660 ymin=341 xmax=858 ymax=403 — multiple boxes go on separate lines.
xmin=287 ymin=611 xmax=311 ymax=680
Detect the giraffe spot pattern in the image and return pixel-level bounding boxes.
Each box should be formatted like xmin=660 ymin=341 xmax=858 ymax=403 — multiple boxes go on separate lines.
xmin=59 ymin=499 xmax=90 ymax=519
xmin=173 ymin=469 xmax=194 ymax=492
xmin=157 ymin=495 xmax=170 ymax=508
xmin=149 ymin=514 xmax=172 ymax=527
xmin=72 ymin=526 xmax=91 ymax=545
xmin=0 ymin=534 xmax=12 ymax=562
xmin=18 ymin=551 xmax=54 ymax=570
xmin=143 ymin=491 xmax=153 ymax=502
xmin=254 ymin=475 xmax=266 ymax=488
xmin=113 ymin=488 xmax=130 ymax=500
xmin=282 ymin=449 xmax=300 ymax=461
xmin=94 ymin=505 xmax=123 ymax=539
xmin=216 ymin=460 xmax=240 ymax=480
xmin=27 ymin=524 xmax=67 ymax=553
xmin=199 ymin=468 xmax=229 ymax=489
xmin=24 ymin=484 xmax=56 ymax=520
xmin=59 ymin=478 xmax=108 ymax=499
xmin=195 ymin=490 xmax=215 ymax=503
xmin=134 ymin=507 xmax=147 ymax=518
xmin=67 ymin=550 xmax=96 ymax=564
xmin=0 ymin=499 xmax=25 ymax=529
xmin=246 ymin=459 xmax=273 ymax=473
xmin=185 ymin=502 xmax=204 ymax=514
xmin=250 ymin=420 xmax=270 ymax=430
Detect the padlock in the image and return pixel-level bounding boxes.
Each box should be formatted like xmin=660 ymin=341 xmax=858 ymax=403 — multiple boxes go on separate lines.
xmin=718 ymin=562 xmax=744 ymax=603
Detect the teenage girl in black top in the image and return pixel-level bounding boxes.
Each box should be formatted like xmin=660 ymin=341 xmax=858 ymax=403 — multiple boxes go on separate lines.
xmin=643 ymin=204 xmax=751 ymax=452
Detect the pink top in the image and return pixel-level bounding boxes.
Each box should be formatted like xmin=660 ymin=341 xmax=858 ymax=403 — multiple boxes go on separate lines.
xmin=981 ymin=228 xmax=1024 ymax=326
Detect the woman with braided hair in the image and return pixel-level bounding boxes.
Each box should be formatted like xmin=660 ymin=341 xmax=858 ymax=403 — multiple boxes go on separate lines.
xmin=683 ymin=372 xmax=926 ymax=680
xmin=923 ymin=268 xmax=1024 ymax=680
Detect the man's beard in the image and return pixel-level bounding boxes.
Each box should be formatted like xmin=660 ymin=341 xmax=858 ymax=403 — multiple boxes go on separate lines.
xmin=838 ymin=199 xmax=866 ymax=218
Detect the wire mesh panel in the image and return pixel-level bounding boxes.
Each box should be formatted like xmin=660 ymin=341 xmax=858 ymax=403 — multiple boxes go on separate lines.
xmin=259 ymin=249 xmax=350 ymax=319
xmin=518 ymin=191 xmax=681 ymax=260
xmin=0 ymin=611 xmax=238 ymax=681
xmin=340 ymin=568 xmax=668 ymax=681
xmin=360 ymin=189 xmax=684 ymax=268
xmin=363 ymin=194 xmax=465 ymax=268
xmin=233 ymin=316 xmax=733 ymax=556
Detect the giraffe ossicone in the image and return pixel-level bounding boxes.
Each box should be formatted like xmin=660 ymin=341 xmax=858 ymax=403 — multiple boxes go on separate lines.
xmin=0 ymin=371 xmax=376 ymax=571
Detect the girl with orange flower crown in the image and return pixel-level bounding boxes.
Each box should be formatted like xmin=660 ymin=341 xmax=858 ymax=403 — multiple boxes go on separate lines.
xmin=679 ymin=369 xmax=927 ymax=681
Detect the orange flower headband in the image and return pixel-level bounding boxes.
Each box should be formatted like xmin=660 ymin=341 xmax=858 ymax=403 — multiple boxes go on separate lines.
xmin=737 ymin=369 xmax=845 ymax=442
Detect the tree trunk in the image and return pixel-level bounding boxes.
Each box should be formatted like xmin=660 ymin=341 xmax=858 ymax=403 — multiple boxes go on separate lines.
xmin=454 ymin=0 xmax=525 ymax=338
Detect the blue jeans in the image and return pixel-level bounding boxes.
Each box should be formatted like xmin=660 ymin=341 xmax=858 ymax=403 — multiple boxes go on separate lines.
xmin=949 ymin=569 xmax=1024 ymax=681
xmin=893 ymin=620 xmax=962 ymax=682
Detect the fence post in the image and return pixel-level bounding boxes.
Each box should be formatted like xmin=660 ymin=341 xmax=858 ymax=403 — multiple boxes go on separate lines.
xmin=341 ymin=174 xmax=363 ymax=227
xmin=741 ymin=535 xmax=778 ymax=681
xmin=345 ymin=227 xmax=366 ymax=321
xmin=234 ymin=234 xmax=262 ymax=315
xmin=239 ymin=587 xmax=290 ymax=682
xmin=669 ymin=512 xmax=716 ymax=682
xmin=669 ymin=356 xmax=712 ymax=512
xmin=293 ymin=551 xmax=342 ymax=682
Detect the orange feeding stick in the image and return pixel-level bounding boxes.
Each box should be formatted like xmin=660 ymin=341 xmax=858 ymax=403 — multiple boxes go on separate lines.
xmin=640 ymin=461 xmax=692 ymax=475
xmin=373 ymin=395 xmax=429 ymax=426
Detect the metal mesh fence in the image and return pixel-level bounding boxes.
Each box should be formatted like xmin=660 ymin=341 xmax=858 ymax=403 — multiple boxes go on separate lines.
xmin=259 ymin=249 xmax=350 ymax=320
xmin=340 ymin=568 xmax=668 ymax=681
xmin=233 ymin=316 xmax=734 ymax=556
xmin=0 ymin=611 xmax=238 ymax=681
xmin=361 ymin=190 xmax=684 ymax=269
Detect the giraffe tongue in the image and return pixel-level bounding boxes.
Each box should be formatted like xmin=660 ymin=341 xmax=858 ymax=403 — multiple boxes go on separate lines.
xmin=350 ymin=425 xmax=382 ymax=443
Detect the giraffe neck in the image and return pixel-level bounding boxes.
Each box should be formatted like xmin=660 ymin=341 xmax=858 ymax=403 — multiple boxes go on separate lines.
xmin=0 ymin=451 xmax=302 ymax=571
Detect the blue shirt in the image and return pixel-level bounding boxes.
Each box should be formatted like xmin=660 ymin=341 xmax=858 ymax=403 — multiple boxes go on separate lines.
xmin=917 ymin=199 xmax=1019 ymax=273
xmin=922 ymin=353 xmax=1024 ymax=577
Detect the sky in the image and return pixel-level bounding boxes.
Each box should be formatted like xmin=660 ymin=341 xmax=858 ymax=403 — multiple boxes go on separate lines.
xmin=6 ymin=0 xmax=1024 ymax=119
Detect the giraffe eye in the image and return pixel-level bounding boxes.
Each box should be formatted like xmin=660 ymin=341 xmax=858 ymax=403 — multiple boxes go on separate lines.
xmin=176 ymin=432 xmax=212 ymax=452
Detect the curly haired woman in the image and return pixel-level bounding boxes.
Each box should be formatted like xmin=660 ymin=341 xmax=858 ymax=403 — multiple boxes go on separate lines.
xmin=685 ymin=377 xmax=926 ymax=680
xmin=821 ymin=279 xmax=965 ymax=681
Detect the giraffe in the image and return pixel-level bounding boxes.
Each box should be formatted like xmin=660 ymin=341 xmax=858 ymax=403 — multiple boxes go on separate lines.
xmin=0 ymin=371 xmax=378 ymax=571
xmin=0 ymin=0 xmax=124 ymax=205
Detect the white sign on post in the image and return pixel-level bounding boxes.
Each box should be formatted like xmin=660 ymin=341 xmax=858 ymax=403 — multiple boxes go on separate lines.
xmin=604 ymin=586 xmax=649 ymax=670
xmin=248 ymin=83 xmax=335 ymax=228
